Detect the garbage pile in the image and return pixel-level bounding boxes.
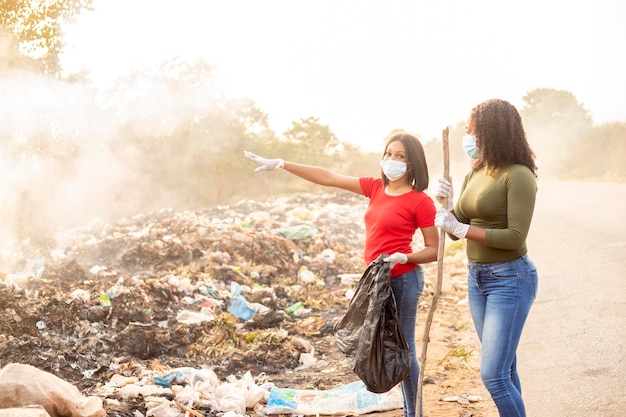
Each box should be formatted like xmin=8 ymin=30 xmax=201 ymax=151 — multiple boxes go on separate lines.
xmin=1 ymin=191 xmax=439 ymax=416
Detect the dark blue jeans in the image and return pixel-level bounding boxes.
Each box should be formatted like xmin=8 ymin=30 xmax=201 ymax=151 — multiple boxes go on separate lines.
xmin=468 ymin=254 xmax=538 ymax=417
xmin=390 ymin=266 xmax=425 ymax=417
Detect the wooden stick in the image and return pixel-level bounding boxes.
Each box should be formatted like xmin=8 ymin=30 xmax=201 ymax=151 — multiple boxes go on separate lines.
xmin=417 ymin=126 xmax=450 ymax=413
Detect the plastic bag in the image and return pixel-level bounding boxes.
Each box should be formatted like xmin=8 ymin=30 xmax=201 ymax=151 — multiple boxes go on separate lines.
xmin=0 ymin=363 xmax=105 ymax=417
xmin=334 ymin=254 xmax=411 ymax=393
xmin=265 ymin=380 xmax=403 ymax=415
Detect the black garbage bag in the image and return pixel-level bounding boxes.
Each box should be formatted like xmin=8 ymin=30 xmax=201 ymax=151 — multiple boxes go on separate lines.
xmin=334 ymin=253 xmax=411 ymax=393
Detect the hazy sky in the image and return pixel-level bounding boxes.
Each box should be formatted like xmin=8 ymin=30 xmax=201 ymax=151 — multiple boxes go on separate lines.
xmin=62 ymin=0 xmax=625 ymax=152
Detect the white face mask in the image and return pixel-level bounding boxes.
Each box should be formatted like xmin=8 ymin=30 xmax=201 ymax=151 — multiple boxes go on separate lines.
xmin=462 ymin=134 xmax=479 ymax=159
xmin=380 ymin=159 xmax=407 ymax=181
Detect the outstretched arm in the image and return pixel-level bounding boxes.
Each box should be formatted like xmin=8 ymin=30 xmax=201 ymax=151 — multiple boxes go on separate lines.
xmin=282 ymin=161 xmax=363 ymax=194
xmin=244 ymin=151 xmax=363 ymax=195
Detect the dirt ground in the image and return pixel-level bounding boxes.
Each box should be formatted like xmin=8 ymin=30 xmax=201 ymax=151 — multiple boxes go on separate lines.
xmin=0 ymin=191 xmax=497 ymax=417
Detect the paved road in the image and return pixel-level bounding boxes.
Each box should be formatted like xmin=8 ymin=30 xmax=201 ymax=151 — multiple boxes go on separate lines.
xmin=520 ymin=181 xmax=626 ymax=416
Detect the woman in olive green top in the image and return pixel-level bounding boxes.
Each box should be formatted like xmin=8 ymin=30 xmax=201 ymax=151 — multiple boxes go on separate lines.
xmin=435 ymin=98 xmax=538 ymax=417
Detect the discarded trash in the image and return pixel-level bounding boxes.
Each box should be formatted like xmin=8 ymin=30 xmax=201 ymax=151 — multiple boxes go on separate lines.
xmin=106 ymin=277 xmax=125 ymax=298
xmin=176 ymin=309 xmax=215 ymax=324
xmin=296 ymin=352 xmax=317 ymax=370
xmin=4 ymin=257 xmax=46 ymax=288
xmin=99 ymin=368 xmax=266 ymax=415
xmin=440 ymin=394 xmax=483 ymax=404
xmin=338 ymin=273 xmax=361 ymax=286
xmin=0 ymin=191 xmax=474 ymax=417
xmin=228 ymin=282 xmax=256 ymax=320
xmin=287 ymin=206 xmax=311 ymax=220
xmin=228 ymin=296 xmax=255 ymax=320
xmin=99 ymin=294 xmax=112 ymax=307
xmin=284 ymin=301 xmax=304 ymax=315
xmin=0 ymin=363 xmax=105 ymax=417
xmin=69 ymin=288 xmax=91 ymax=302
xmin=272 ymin=224 xmax=317 ymax=240
xmin=297 ymin=266 xmax=316 ymax=284
xmin=153 ymin=371 xmax=185 ymax=387
xmin=315 ymin=248 xmax=336 ymax=263
xmin=18 ymin=256 xmax=46 ymax=279
xmin=0 ymin=407 xmax=51 ymax=417
xmin=265 ymin=380 xmax=403 ymax=415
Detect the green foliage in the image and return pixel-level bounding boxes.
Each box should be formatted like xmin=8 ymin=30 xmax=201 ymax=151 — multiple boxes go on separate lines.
xmin=521 ymin=88 xmax=592 ymax=131
xmin=560 ymin=122 xmax=626 ymax=180
xmin=520 ymin=88 xmax=593 ymax=178
xmin=0 ymin=0 xmax=93 ymax=74
xmin=444 ymin=239 xmax=466 ymax=256
xmin=426 ymin=88 xmax=624 ymax=182
xmin=281 ymin=117 xmax=341 ymax=165
xmin=243 ymin=117 xmax=372 ymax=195
xmin=519 ymin=88 xmax=626 ymax=181
xmin=103 ymin=56 xmax=282 ymax=209
xmin=2 ymin=27 xmax=624 ymax=237
xmin=2 ymin=0 xmax=623 ymax=250
xmin=438 ymin=345 xmax=474 ymax=370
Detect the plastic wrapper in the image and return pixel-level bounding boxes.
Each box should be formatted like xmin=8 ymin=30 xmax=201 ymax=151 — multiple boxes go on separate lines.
xmin=265 ymin=381 xmax=402 ymax=415
xmin=0 ymin=363 xmax=105 ymax=417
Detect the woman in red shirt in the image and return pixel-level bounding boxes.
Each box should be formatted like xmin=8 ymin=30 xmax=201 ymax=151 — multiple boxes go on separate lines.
xmin=245 ymin=130 xmax=438 ymax=417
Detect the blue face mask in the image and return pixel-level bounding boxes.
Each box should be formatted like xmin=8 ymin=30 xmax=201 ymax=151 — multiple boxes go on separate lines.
xmin=380 ymin=159 xmax=407 ymax=181
xmin=462 ymin=134 xmax=479 ymax=159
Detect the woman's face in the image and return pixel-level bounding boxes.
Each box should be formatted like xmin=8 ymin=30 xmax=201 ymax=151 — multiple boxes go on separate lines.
xmin=382 ymin=140 xmax=407 ymax=163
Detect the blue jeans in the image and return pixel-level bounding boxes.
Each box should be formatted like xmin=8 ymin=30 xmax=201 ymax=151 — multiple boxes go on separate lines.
xmin=468 ymin=254 xmax=538 ymax=417
xmin=390 ymin=267 xmax=425 ymax=417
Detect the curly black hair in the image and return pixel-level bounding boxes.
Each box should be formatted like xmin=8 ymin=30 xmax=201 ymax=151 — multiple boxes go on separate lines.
xmin=471 ymin=99 xmax=538 ymax=177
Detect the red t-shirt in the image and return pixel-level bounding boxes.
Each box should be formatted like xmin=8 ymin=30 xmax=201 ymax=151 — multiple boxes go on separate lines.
xmin=359 ymin=177 xmax=436 ymax=277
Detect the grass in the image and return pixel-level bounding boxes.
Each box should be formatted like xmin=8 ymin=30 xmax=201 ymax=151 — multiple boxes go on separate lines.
xmin=444 ymin=239 xmax=466 ymax=256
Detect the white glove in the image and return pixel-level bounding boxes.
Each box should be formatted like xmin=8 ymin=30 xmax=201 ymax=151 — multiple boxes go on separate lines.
xmin=435 ymin=177 xmax=454 ymax=210
xmin=244 ymin=150 xmax=284 ymax=172
xmin=383 ymin=252 xmax=408 ymax=269
xmin=435 ymin=208 xmax=469 ymax=239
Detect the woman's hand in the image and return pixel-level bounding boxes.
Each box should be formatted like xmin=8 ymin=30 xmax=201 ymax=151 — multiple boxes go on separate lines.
xmin=244 ymin=151 xmax=284 ymax=172
xmin=435 ymin=208 xmax=469 ymax=239
xmin=435 ymin=177 xmax=454 ymax=210
xmin=383 ymin=252 xmax=408 ymax=269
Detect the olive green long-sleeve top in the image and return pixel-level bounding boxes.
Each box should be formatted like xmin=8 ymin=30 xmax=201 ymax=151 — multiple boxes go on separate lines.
xmin=455 ymin=164 xmax=537 ymax=264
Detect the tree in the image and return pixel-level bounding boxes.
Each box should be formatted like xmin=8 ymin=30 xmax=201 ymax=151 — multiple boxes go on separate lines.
xmin=0 ymin=0 xmax=93 ymax=74
xmin=281 ymin=117 xmax=341 ymax=167
xmin=520 ymin=88 xmax=593 ymax=178
xmin=564 ymin=122 xmax=626 ymax=180
xmin=105 ymin=56 xmax=280 ymax=209
xmin=521 ymin=88 xmax=592 ymax=131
